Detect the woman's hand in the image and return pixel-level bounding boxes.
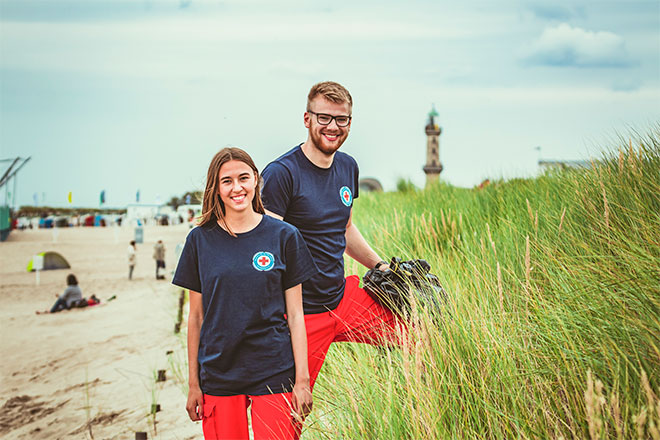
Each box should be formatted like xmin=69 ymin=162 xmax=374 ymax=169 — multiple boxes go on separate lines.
xmin=291 ymin=381 xmax=313 ymax=422
xmin=186 ymin=384 xmax=204 ymax=421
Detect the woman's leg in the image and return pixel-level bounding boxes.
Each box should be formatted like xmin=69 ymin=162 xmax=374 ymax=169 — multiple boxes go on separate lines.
xmin=202 ymin=394 xmax=250 ymax=440
xmin=250 ymin=393 xmax=301 ymax=440
xmin=128 ymin=265 xmax=134 ymax=280
xmin=49 ymin=297 xmax=68 ymax=313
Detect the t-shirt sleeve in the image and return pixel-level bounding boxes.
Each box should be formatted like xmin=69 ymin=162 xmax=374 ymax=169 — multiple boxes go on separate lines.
xmin=172 ymin=232 xmax=202 ymax=292
xmin=261 ymin=162 xmax=293 ymax=218
xmin=282 ymin=228 xmax=318 ymax=290
xmin=353 ymin=157 xmax=360 ymax=200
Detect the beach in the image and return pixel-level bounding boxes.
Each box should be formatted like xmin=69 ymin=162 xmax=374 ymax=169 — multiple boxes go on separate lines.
xmin=1 ymin=225 xmax=200 ymax=439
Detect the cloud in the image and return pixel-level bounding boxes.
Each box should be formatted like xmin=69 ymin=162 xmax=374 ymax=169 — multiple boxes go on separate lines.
xmin=523 ymin=23 xmax=635 ymax=68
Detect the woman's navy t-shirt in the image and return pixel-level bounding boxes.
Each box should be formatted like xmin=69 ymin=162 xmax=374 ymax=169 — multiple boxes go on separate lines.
xmin=172 ymin=215 xmax=317 ymax=396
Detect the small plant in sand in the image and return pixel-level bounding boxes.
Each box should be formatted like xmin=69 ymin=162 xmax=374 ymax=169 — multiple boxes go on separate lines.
xmin=144 ymin=369 xmax=163 ymax=437
xmin=83 ymin=368 xmax=95 ymax=440
xmin=166 ymin=342 xmax=189 ymax=396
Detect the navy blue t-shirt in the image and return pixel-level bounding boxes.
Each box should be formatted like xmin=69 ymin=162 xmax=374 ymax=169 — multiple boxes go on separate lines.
xmin=261 ymin=145 xmax=359 ymax=314
xmin=172 ymin=215 xmax=317 ymax=396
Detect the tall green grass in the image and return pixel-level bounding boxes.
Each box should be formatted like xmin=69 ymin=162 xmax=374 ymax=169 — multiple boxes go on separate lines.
xmin=304 ymin=127 xmax=660 ymax=439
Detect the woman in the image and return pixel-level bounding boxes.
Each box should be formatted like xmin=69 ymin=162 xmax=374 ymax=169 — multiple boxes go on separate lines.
xmin=173 ymin=147 xmax=316 ymax=440
xmin=38 ymin=273 xmax=83 ymax=314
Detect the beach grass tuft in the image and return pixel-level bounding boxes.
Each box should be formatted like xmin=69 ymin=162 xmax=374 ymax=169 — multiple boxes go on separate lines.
xmin=302 ymin=125 xmax=660 ymax=439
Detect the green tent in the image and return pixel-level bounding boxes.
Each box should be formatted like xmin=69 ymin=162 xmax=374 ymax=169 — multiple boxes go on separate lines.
xmin=26 ymin=252 xmax=71 ymax=272
xmin=0 ymin=205 xmax=10 ymax=242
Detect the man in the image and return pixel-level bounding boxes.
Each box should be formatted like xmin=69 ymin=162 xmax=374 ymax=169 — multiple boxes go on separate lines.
xmin=262 ymin=81 xmax=400 ymax=389
xmin=153 ymin=239 xmax=166 ymax=280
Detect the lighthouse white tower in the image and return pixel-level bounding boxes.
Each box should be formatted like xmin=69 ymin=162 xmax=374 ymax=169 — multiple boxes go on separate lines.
xmin=423 ymin=105 xmax=443 ymax=186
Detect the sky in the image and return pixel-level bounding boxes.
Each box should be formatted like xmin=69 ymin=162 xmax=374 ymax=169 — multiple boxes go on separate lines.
xmin=1 ymin=0 xmax=658 ymax=209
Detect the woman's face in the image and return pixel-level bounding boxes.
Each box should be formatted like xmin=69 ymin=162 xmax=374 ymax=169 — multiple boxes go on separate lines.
xmin=217 ymin=160 xmax=257 ymax=215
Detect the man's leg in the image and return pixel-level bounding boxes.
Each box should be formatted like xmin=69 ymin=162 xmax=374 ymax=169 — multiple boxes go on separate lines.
xmin=250 ymin=393 xmax=301 ymax=440
xmin=332 ymin=275 xmax=403 ymax=346
xmin=202 ymin=394 xmax=249 ymax=440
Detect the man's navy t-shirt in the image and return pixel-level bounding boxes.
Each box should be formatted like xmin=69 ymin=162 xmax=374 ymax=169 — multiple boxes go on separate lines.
xmin=172 ymin=215 xmax=317 ymax=396
xmin=261 ymin=145 xmax=359 ymax=314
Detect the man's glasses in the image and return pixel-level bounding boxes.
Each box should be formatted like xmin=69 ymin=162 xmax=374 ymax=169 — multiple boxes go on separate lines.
xmin=307 ymin=110 xmax=352 ymax=127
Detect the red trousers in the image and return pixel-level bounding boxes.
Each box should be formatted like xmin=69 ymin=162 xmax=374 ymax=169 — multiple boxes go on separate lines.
xmin=202 ymin=393 xmax=300 ymax=440
xmin=305 ymin=275 xmax=403 ymax=388
xmin=201 ymin=276 xmax=401 ymax=439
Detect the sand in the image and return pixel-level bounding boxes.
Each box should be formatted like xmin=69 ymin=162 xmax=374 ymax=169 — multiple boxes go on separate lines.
xmin=0 ymin=224 xmax=201 ymax=439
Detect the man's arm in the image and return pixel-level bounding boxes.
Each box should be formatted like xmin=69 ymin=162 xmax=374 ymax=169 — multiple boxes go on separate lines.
xmin=345 ymin=209 xmax=387 ymax=270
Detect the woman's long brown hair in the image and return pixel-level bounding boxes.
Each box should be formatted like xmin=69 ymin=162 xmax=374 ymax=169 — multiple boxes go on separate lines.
xmin=198 ymin=147 xmax=265 ymax=236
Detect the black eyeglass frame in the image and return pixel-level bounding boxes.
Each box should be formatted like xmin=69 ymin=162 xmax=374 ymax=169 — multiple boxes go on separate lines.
xmin=306 ymin=110 xmax=352 ymax=127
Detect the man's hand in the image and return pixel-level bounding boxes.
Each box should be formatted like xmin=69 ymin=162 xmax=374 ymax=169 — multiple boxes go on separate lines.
xmin=375 ymin=260 xmax=389 ymax=271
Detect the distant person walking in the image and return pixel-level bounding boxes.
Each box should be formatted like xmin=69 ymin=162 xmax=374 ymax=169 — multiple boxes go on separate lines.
xmin=39 ymin=274 xmax=83 ymax=314
xmin=153 ymin=239 xmax=166 ymax=280
xmin=128 ymin=240 xmax=137 ymax=280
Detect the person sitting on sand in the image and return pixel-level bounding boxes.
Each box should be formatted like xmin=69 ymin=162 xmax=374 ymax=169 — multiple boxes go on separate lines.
xmin=42 ymin=274 xmax=83 ymax=313
xmin=173 ymin=147 xmax=316 ymax=440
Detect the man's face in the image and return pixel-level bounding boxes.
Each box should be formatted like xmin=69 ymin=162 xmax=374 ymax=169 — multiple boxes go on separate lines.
xmin=304 ymin=96 xmax=352 ymax=156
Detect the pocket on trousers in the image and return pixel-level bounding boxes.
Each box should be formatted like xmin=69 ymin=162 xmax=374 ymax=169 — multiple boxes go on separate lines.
xmin=202 ymin=403 xmax=218 ymax=439
xmin=203 ymin=402 xmax=215 ymax=419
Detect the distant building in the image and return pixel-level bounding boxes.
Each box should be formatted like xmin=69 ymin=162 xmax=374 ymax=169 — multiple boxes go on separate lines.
xmin=359 ymin=178 xmax=383 ymax=193
xmin=538 ymin=160 xmax=592 ymax=171
xmin=1 ymin=156 xmax=31 ymax=241
xmin=125 ymin=203 xmax=173 ymax=226
xmin=176 ymin=204 xmax=202 ymax=223
xmin=423 ymin=105 xmax=443 ymax=186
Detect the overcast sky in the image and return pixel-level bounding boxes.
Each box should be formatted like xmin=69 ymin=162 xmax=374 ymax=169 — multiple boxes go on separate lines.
xmin=1 ymin=0 xmax=658 ymax=208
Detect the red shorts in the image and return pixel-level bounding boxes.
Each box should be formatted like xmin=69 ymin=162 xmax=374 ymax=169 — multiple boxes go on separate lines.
xmin=305 ymin=275 xmax=403 ymax=388
xmin=202 ymin=393 xmax=300 ymax=440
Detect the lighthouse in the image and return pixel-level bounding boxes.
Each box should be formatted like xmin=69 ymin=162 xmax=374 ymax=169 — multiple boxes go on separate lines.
xmin=423 ymin=105 xmax=443 ymax=186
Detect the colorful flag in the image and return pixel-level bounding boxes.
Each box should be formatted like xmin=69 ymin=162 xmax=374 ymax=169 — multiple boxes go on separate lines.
xmin=100 ymin=190 xmax=106 ymax=205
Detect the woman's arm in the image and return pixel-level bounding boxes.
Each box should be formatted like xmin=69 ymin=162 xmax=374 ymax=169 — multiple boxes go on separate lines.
xmin=186 ymin=290 xmax=204 ymax=421
xmin=284 ymin=284 xmax=313 ymax=420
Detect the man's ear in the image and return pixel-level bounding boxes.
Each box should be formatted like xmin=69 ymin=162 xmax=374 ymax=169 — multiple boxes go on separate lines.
xmin=303 ymin=111 xmax=311 ymax=129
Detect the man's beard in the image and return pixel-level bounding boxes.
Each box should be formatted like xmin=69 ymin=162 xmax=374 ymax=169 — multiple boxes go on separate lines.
xmin=310 ymin=130 xmax=346 ymax=156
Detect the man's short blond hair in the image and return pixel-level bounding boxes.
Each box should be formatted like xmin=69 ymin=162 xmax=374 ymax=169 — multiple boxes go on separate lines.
xmin=307 ymin=81 xmax=353 ymax=110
